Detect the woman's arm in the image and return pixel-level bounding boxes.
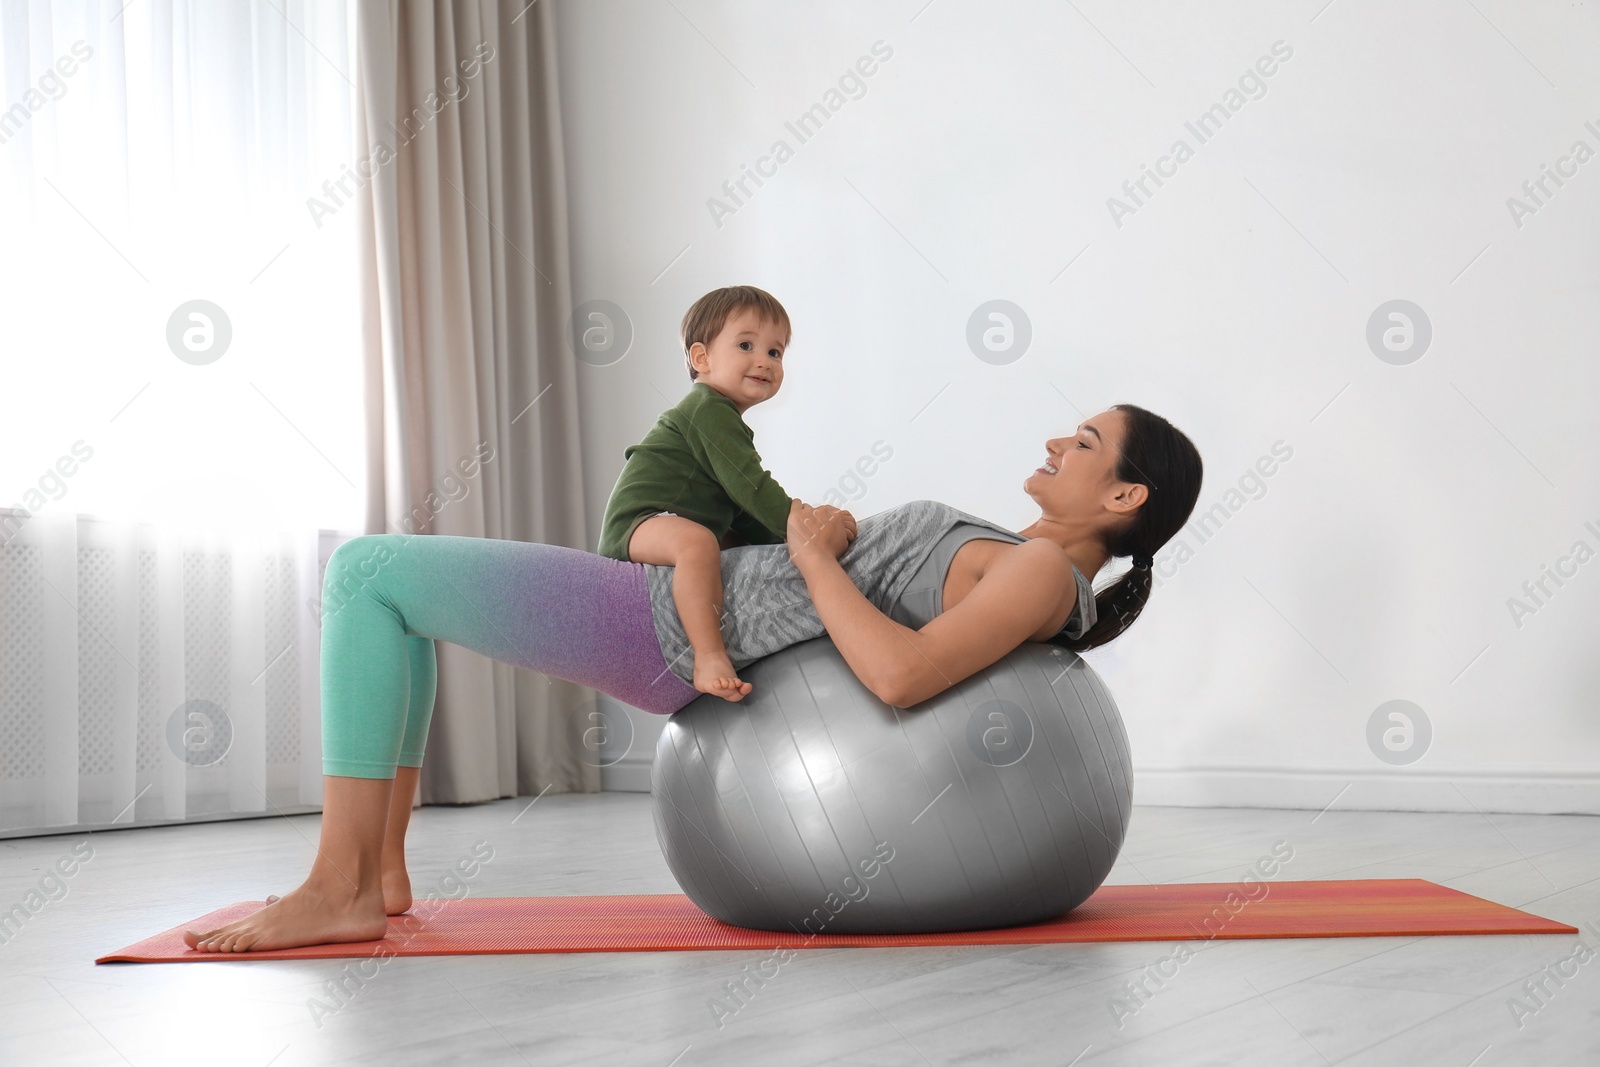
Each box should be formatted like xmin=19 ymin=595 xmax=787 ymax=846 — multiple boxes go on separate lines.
xmin=787 ymin=505 xmax=1075 ymax=707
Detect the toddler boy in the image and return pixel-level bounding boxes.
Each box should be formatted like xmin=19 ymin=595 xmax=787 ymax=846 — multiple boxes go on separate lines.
xmin=597 ymin=285 xmax=797 ymax=701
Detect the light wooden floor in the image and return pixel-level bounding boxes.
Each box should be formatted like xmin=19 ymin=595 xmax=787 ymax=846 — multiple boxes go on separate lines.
xmin=2 ymin=795 xmax=1596 ymax=1066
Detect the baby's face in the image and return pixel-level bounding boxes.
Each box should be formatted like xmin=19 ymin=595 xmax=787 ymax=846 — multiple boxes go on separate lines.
xmin=691 ymin=307 xmax=787 ymax=412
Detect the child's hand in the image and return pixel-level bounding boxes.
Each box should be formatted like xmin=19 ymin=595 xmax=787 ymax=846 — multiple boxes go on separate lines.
xmin=786 ymin=499 xmax=857 ymax=564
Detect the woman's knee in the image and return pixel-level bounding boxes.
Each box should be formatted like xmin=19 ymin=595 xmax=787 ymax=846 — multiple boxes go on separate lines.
xmin=326 ymin=534 xmax=395 ymax=577
xmin=322 ymin=535 xmax=406 ymax=613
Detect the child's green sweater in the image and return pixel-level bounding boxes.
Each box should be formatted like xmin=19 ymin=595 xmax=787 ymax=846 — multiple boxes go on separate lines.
xmin=596 ymin=382 xmax=794 ymax=561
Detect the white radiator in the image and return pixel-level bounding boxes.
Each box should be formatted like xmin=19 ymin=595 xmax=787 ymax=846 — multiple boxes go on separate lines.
xmin=0 ymin=508 xmax=345 ymax=836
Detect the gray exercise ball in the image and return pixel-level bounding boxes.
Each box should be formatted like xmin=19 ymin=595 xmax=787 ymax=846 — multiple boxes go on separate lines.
xmin=650 ymin=636 xmax=1133 ymax=935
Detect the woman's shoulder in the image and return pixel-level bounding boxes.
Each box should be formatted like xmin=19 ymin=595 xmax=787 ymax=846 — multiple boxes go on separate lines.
xmin=856 ymin=499 xmax=1097 ymax=639
xmin=917 ymin=501 xmax=1096 ymax=635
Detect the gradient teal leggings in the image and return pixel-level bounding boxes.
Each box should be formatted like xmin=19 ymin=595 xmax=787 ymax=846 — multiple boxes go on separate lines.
xmin=318 ymin=533 xmax=699 ymax=778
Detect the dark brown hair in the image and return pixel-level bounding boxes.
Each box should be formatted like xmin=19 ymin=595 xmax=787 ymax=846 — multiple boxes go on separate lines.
xmin=680 ymin=285 xmax=792 ymax=382
xmin=1050 ymin=403 xmax=1203 ymax=653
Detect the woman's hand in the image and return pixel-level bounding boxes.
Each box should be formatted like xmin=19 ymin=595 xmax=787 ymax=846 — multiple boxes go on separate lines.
xmin=786 ymin=499 xmax=857 ymax=565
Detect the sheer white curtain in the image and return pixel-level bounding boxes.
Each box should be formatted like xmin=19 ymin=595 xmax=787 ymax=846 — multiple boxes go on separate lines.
xmin=0 ymin=1 xmax=362 ymax=834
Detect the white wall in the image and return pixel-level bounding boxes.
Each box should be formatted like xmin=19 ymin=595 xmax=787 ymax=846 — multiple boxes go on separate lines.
xmin=552 ymin=0 xmax=1600 ymax=813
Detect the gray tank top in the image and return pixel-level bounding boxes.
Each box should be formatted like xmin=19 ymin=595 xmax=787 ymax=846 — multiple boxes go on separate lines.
xmin=888 ymin=520 xmax=1095 ymax=636
xmin=642 ymin=499 xmax=1098 ymax=685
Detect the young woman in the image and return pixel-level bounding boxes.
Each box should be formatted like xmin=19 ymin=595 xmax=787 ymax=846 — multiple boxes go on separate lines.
xmin=185 ymin=403 xmax=1202 ymax=951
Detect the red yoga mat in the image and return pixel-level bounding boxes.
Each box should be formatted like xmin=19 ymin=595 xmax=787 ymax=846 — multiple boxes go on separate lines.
xmin=97 ymin=879 xmax=1577 ymax=963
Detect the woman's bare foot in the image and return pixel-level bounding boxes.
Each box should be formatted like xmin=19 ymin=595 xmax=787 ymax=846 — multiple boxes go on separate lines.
xmin=693 ymin=653 xmax=752 ymax=701
xmin=380 ymin=863 xmax=412 ymax=915
xmin=266 ymin=863 xmax=412 ymax=916
xmin=266 ymin=768 xmax=421 ymax=917
xmin=184 ymin=880 xmax=388 ymax=953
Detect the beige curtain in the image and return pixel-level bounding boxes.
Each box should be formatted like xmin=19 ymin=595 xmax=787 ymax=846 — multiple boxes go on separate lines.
xmin=354 ymin=0 xmax=598 ymax=803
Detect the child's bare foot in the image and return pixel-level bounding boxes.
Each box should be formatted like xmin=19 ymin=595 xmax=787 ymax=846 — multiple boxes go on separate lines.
xmin=266 ymin=861 xmax=412 ymax=916
xmin=183 ymin=880 xmax=388 ymax=953
xmin=693 ymin=654 xmax=752 ymax=701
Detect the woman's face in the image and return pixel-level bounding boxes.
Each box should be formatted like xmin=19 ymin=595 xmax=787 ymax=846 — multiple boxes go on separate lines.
xmin=1023 ymin=408 xmax=1140 ymax=523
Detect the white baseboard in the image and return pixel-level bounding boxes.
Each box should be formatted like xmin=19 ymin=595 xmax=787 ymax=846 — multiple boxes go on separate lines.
xmin=596 ymin=696 xmax=663 ymax=794
xmin=606 ymin=751 xmax=1600 ymax=816
xmin=1133 ymin=767 xmax=1600 ymax=816
xmin=599 ymin=749 xmax=654 ymax=794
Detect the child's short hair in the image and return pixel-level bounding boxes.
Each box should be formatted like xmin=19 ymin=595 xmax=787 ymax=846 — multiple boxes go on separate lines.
xmin=680 ymin=286 xmax=792 ymax=382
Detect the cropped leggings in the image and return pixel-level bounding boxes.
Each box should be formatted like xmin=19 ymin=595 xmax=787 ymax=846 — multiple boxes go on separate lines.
xmin=318 ymin=533 xmax=700 ymax=779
